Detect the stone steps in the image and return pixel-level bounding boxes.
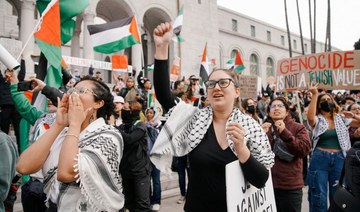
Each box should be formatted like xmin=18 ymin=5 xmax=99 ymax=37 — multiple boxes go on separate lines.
xmin=13 ymin=172 xmax=180 ymax=212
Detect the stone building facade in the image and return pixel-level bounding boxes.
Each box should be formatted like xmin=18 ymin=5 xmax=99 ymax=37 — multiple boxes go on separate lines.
xmin=0 ymin=0 xmax=336 ymax=86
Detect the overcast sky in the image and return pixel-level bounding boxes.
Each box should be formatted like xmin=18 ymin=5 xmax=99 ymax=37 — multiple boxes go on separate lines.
xmin=217 ymin=0 xmax=360 ymax=51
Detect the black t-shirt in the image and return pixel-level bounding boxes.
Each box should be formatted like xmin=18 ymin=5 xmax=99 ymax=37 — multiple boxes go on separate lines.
xmin=185 ymin=123 xmax=238 ymax=212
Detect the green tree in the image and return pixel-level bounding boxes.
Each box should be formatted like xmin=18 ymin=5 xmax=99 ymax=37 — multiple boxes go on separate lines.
xmin=324 ymin=0 xmax=331 ymax=52
xmin=296 ymin=0 xmax=305 ymax=55
xmin=354 ymin=38 xmax=360 ymax=50
xmin=284 ymin=0 xmax=292 ymax=57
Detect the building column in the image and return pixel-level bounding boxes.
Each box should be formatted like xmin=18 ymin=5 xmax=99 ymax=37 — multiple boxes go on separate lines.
xmin=83 ymin=12 xmax=95 ymax=60
xmin=71 ymin=28 xmax=81 ymax=57
xmin=20 ymin=0 xmax=35 ymax=76
xmin=131 ymin=43 xmax=142 ymax=76
xmin=131 ymin=23 xmax=144 ymax=77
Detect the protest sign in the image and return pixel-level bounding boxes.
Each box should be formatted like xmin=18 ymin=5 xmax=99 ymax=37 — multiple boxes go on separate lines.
xmin=239 ymin=75 xmax=258 ymax=100
xmin=0 ymin=43 xmax=20 ymax=70
xmin=226 ymin=161 xmax=276 ymax=212
xmin=170 ymin=56 xmax=181 ymax=81
xmin=276 ymin=50 xmax=360 ymax=91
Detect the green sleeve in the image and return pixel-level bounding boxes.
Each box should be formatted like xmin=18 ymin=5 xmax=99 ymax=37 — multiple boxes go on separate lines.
xmin=10 ymin=84 xmax=43 ymax=125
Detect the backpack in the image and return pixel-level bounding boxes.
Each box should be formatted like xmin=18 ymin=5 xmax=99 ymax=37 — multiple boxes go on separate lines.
xmin=121 ymin=120 xmax=159 ymax=155
xmin=345 ymin=141 xmax=360 ymax=199
xmin=329 ymin=141 xmax=360 ymax=212
xmin=146 ymin=123 xmax=160 ymax=155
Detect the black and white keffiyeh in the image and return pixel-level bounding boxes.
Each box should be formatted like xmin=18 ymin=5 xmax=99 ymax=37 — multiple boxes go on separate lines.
xmin=150 ymin=101 xmax=274 ymax=173
xmin=312 ymin=114 xmax=352 ymax=156
xmin=44 ymin=118 xmax=124 ymax=212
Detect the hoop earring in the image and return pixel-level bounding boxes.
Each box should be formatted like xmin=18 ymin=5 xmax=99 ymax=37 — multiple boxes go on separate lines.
xmin=89 ymin=108 xmax=95 ymax=123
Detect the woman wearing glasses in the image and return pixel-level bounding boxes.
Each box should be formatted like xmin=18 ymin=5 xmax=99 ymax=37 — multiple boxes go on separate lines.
xmin=306 ymin=83 xmax=360 ymax=212
xmin=262 ymin=97 xmax=311 ymax=212
xmin=17 ymin=76 xmax=125 ymax=211
xmin=150 ymin=22 xmax=274 ymax=212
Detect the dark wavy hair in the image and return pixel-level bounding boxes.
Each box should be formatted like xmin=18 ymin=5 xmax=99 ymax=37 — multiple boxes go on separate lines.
xmin=267 ymin=97 xmax=290 ymax=113
xmin=316 ymin=93 xmax=340 ymax=119
xmin=75 ymin=76 xmax=114 ymax=123
xmin=241 ymin=98 xmax=256 ymax=111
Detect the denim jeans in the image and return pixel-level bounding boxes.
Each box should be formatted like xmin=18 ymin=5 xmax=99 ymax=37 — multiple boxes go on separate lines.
xmin=306 ymin=148 xmax=344 ymax=212
xmin=177 ymin=155 xmax=190 ymax=196
xmin=150 ymin=163 xmax=161 ymax=204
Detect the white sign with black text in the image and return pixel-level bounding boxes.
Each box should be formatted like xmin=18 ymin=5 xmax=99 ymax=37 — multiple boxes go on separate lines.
xmin=226 ymin=161 xmax=277 ymax=212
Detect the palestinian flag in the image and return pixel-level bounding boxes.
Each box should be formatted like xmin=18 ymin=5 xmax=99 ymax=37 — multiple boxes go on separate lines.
xmin=199 ymin=43 xmax=209 ymax=83
xmin=233 ymin=50 xmax=245 ymax=74
xmin=36 ymin=0 xmax=89 ymax=44
xmin=225 ymin=57 xmax=235 ymax=69
xmin=88 ymin=16 xmax=141 ymax=54
xmin=34 ymin=0 xmax=62 ymax=88
xmin=172 ymin=5 xmax=184 ymax=43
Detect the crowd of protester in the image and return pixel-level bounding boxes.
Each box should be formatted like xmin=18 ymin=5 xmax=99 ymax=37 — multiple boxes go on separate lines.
xmin=1 ymin=21 xmax=360 ymax=212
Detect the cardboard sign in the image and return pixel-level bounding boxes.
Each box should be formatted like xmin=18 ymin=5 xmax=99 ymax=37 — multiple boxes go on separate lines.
xmin=170 ymin=56 xmax=181 ymax=81
xmin=276 ymin=50 xmax=360 ymax=91
xmin=239 ymin=75 xmax=258 ymax=100
xmin=226 ymin=161 xmax=276 ymax=212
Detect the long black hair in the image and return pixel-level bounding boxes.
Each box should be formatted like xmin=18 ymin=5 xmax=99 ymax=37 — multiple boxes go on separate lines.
xmin=75 ymin=76 xmax=114 ymax=123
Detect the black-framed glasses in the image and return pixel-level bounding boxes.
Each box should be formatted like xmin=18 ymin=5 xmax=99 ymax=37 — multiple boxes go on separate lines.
xmin=205 ymin=78 xmax=234 ymax=89
xmin=67 ymin=87 xmax=98 ymax=97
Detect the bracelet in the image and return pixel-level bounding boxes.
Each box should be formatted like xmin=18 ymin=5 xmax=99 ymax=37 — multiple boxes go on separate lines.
xmin=66 ymin=133 xmax=79 ymax=140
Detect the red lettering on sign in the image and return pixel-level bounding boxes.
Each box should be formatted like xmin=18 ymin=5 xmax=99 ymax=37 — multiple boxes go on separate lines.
xmin=344 ymin=52 xmax=355 ymax=68
xmin=318 ymin=54 xmax=326 ymax=69
xmin=308 ymin=56 xmax=317 ymax=70
xmin=333 ymin=52 xmax=342 ymax=69
xmin=280 ymin=60 xmax=289 ymax=74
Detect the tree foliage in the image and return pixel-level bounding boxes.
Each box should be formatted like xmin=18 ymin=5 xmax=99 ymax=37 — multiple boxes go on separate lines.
xmin=354 ymin=38 xmax=360 ymax=50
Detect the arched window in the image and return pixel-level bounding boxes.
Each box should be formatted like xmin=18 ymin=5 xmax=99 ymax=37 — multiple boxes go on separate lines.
xmin=250 ymin=54 xmax=259 ymax=76
xmin=230 ymin=49 xmax=238 ymax=59
xmin=266 ymin=57 xmax=274 ymax=77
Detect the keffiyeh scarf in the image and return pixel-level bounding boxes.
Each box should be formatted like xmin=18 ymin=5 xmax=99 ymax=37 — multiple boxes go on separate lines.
xmin=44 ymin=118 xmax=124 ymax=212
xmin=312 ymin=114 xmax=352 ymax=156
xmin=150 ymin=101 xmax=274 ymax=173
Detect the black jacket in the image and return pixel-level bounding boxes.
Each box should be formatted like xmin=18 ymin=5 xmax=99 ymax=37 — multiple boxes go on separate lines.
xmin=0 ymin=60 xmax=26 ymax=106
xmin=117 ymin=121 xmax=151 ymax=178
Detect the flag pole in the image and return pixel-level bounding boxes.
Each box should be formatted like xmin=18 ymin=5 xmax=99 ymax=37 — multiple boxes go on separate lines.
xmin=17 ymin=19 xmax=41 ymax=61
xmin=17 ymin=0 xmax=58 ymax=61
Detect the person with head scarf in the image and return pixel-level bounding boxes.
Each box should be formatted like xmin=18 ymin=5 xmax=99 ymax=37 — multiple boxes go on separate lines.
xmin=116 ymin=102 xmax=152 ymax=212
